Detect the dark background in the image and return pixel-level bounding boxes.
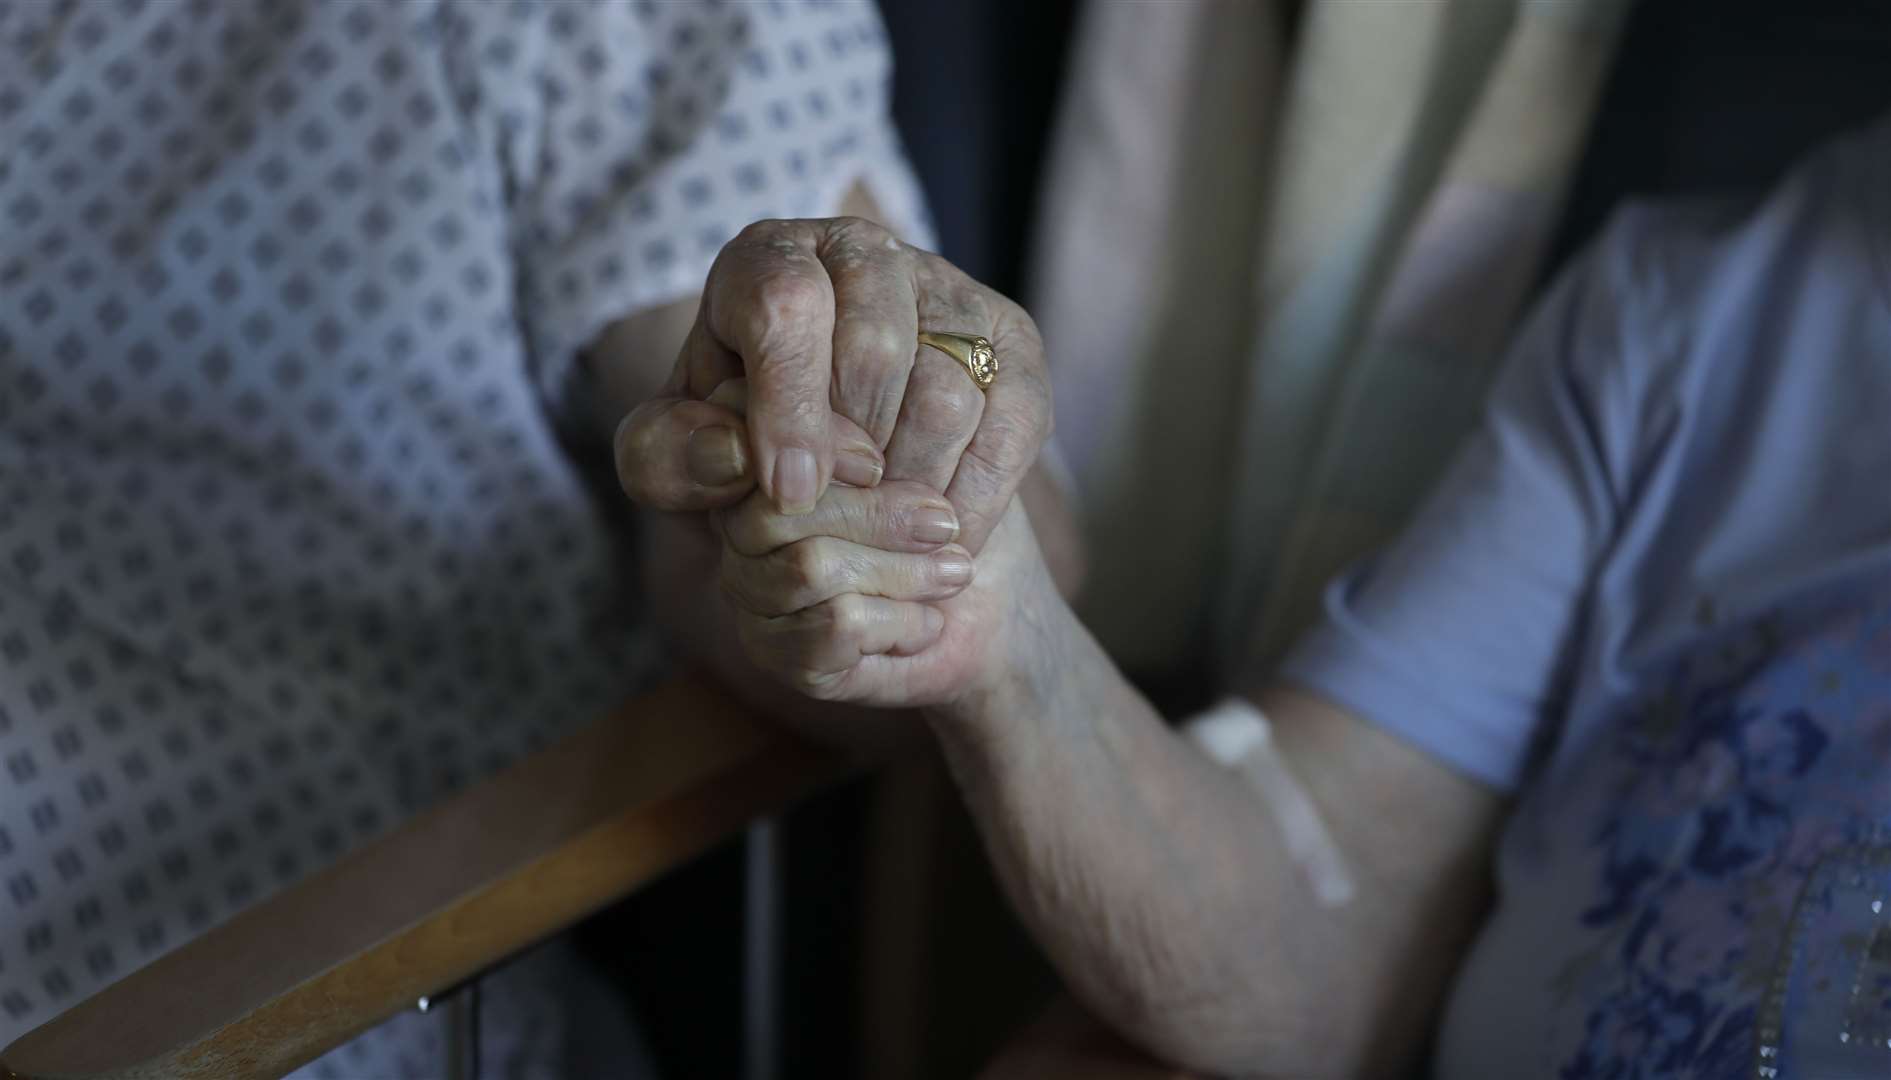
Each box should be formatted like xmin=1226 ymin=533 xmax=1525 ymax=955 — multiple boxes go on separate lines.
xmin=586 ymin=2 xmax=1891 ymax=1078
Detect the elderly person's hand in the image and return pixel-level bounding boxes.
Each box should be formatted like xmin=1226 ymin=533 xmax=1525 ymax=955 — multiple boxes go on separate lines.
xmin=655 ymin=372 xmax=1060 ymax=712
xmin=612 ymin=216 xmax=1051 ymax=555
xmin=716 ymin=483 xmax=1054 ymax=708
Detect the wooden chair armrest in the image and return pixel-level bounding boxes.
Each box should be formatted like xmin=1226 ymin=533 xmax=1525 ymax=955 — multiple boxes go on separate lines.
xmin=978 ymin=998 xmax=1199 ymax=1080
xmin=1 ymin=675 xmax=844 ymax=1080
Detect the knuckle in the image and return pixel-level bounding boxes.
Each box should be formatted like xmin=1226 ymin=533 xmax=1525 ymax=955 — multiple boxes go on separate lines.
xmin=823 ymin=218 xmax=914 ymax=279
xmin=822 ymin=593 xmax=872 ymax=639
xmin=726 ymin=509 xmax=782 ymax=556
xmin=746 ymin=271 xmax=828 ymax=332
xmin=839 ymin=316 xmax=912 ymax=366
xmin=968 ymin=289 xmax=996 ymax=327
xmin=832 ymin=214 xmax=887 ymax=237
xmin=827 ymin=215 xmax=893 ymax=250
xmin=934 ymin=270 xmax=995 ymax=324
xmin=904 ymin=377 xmax=982 ymax=435
xmin=996 ymin=297 xmax=1042 ymax=350
xmin=733 ymin=217 xmax=789 ymax=246
xmin=781 ymin=538 xmax=834 ymax=599
xmin=914 ymin=249 xmax=961 ymax=288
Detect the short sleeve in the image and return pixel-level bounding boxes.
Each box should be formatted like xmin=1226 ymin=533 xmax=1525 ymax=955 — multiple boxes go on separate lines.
xmin=447 ymin=0 xmax=935 ymax=409
xmin=1279 ymin=215 xmax=1658 ymax=791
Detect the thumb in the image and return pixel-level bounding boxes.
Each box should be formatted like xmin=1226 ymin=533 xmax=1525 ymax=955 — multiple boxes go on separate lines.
xmin=614 ymin=397 xmax=756 ymax=512
xmin=614 ymin=390 xmax=884 ymax=513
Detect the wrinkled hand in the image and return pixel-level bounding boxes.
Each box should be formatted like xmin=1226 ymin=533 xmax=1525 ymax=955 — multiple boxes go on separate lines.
xmin=613 ymin=216 xmax=1051 ymax=555
xmin=717 ymin=482 xmax=1054 ymax=708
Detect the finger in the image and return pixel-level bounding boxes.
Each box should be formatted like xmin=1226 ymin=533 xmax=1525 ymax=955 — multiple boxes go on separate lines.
xmin=735 ymin=594 xmax=946 ymax=701
xmin=882 ymin=347 xmax=986 ymax=494
xmin=943 ymin=350 xmax=1052 ymax=552
xmin=676 ymin=303 xmax=743 ymax=400
xmin=705 ymin=378 xmax=884 ymax=488
xmin=818 ymin=218 xmax=919 ymax=448
xmin=701 ymin=221 xmax=837 ymax=516
xmin=705 ymin=377 xmax=749 ymax=412
xmin=720 ymin=480 xmax=958 ymax=556
xmin=912 ymin=253 xmax=1053 ymax=552
xmin=613 ymin=397 xmax=755 ymax=511
xmin=721 ymin=536 xmax=973 ymax=616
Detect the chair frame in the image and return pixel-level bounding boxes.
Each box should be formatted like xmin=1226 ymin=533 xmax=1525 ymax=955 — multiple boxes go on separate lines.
xmin=0 ymin=675 xmax=843 ymax=1080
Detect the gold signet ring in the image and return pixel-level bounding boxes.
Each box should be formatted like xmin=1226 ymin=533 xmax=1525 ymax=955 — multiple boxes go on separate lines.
xmin=916 ymin=331 xmax=997 ymax=391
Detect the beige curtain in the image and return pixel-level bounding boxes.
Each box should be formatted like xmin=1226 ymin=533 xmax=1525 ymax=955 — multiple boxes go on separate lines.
xmin=1029 ymin=0 xmax=1634 ymax=680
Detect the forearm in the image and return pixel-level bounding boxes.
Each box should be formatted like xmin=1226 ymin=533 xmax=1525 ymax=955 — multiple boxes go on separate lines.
xmin=925 ymin=593 xmax=1493 ymax=1077
xmin=927 ymin=602 xmax=1330 ymax=1074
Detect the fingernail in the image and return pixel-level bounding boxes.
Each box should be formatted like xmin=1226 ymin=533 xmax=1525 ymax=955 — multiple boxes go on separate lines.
xmin=775 ymin=448 xmax=818 ymax=514
xmin=933 ymin=552 xmax=974 ymax=585
xmin=923 ymin=606 xmax=945 ymax=637
xmin=910 ymin=507 xmax=959 ymax=546
xmin=834 ymin=447 xmax=883 ymax=488
xmin=686 ymin=426 xmax=747 ymax=487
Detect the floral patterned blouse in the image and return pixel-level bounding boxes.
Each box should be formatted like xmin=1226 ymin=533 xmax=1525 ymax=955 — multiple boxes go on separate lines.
xmin=1287 ymin=115 xmax=1891 ymax=1078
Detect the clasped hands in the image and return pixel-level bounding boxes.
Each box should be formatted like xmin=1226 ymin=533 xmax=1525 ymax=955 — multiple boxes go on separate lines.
xmin=613 ymin=216 xmax=1057 ymax=711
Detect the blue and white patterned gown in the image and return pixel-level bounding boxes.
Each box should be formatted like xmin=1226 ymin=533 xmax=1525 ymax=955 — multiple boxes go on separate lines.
xmin=0 ymin=1 xmax=929 ymax=1073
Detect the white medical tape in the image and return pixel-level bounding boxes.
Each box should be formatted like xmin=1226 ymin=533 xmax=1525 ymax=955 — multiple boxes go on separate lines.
xmin=1183 ymin=697 xmax=1356 ymax=907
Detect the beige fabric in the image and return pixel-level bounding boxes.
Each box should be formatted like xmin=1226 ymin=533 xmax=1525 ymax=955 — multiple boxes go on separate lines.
xmin=1028 ymin=0 xmax=1282 ymax=671
xmin=1240 ymin=1 xmax=1636 ymax=668
xmin=1028 ymin=0 xmax=1633 ymax=677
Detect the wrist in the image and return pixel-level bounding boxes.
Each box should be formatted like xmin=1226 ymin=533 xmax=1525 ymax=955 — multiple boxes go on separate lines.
xmin=924 ymin=568 xmax=1081 ymax=743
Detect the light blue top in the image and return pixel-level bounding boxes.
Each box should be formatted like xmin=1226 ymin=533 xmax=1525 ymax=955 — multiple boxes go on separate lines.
xmin=1286 ymin=116 xmax=1891 ymax=1077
